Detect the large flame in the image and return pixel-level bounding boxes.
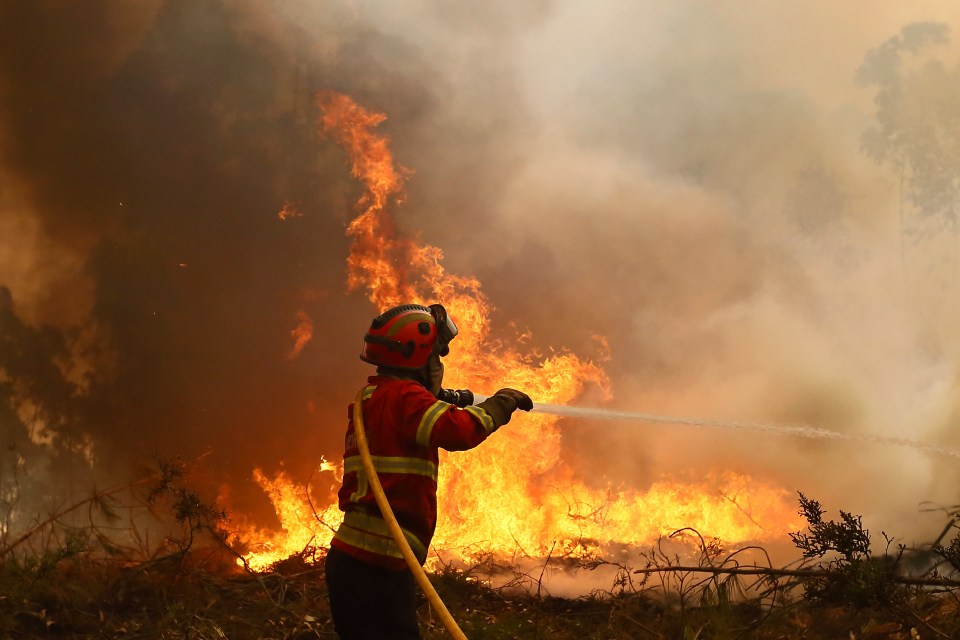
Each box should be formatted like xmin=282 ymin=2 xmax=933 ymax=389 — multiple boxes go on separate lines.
xmin=231 ymin=92 xmax=799 ymax=572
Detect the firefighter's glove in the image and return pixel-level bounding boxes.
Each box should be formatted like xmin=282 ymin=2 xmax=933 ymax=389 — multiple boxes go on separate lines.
xmin=476 ymin=388 xmax=533 ymax=429
xmin=497 ymin=388 xmax=533 ymax=412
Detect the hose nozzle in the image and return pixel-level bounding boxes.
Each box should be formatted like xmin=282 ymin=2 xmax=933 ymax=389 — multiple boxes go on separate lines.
xmin=437 ymin=388 xmax=475 ymax=408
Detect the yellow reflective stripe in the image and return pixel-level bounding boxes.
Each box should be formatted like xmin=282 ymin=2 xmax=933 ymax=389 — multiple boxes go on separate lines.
xmin=416 ymin=400 xmax=451 ymax=447
xmin=347 ymin=385 xmax=377 ymax=503
xmin=465 ymin=405 xmax=496 ymax=434
xmin=334 ymin=510 xmax=428 ymax=563
xmin=334 ymin=522 xmax=403 ymax=560
xmin=348 ymin=471 xmax=368 ymax=503
xmin=344 ymin=455 xmax=438 ymax=481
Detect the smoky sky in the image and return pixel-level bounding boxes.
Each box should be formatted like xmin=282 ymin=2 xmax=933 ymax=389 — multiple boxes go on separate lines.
xmin=3 ymin=0 xmax=960 ymax=541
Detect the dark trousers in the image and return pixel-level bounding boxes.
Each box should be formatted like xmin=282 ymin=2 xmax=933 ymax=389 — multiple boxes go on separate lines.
xmin=325 ymin=546 xmax=421 ymax=640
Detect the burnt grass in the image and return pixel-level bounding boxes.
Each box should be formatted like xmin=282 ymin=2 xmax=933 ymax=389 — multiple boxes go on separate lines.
xmin=3 ymin=546 xmax=960 ymax=639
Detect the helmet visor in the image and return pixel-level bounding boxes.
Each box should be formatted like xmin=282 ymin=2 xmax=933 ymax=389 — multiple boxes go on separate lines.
xmin=429 ymin=304 xmax=458 ymax=355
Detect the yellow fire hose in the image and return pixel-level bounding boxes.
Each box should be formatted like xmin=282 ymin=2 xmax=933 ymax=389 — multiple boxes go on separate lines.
xmin=351 ymin=390 xmax=469 ymax=640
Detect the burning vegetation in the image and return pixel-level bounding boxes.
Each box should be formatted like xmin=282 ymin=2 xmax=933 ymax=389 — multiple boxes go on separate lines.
xmin=227 ymin=91 xmax=800 ymax=574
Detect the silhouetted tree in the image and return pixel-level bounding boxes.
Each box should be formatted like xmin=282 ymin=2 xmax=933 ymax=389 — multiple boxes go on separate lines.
xmin=0 ymin=287 xmax=95 ymax=535
xmin=858 ymin=22 xmax=960 ymax=311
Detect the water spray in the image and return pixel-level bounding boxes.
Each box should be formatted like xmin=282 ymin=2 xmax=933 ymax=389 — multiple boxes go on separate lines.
xmin=467 ymin=393 xmax=960 ymax=460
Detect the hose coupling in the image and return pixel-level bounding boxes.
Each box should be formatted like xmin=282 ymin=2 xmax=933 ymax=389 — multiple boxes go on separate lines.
xmin=437 ymin=388 xmax=475 ymax=408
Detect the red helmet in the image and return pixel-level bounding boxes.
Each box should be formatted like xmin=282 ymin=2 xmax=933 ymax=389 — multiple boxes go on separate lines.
xmin=360 ymin=303 xmax=458 ymax=370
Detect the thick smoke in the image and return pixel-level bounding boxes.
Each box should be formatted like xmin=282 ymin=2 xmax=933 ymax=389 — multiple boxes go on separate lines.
xmin=2 ymin=0 xmax=960 ymax=548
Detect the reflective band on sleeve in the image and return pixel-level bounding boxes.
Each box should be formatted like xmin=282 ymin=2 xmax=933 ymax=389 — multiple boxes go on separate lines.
xmin=333 ymin=510 xmax=429 ymax=564
xmin=346 ymin=385 xmax=378 ymax=504
xmin=348 ymin=470 xmax=368 ymax=503
xmin=416 ymin=400 xmax=451 ymax=447
xmin=344 ymin=455 xmax=438 ymax=482
xmin=465 ymin=405 xmax=496 ymax=434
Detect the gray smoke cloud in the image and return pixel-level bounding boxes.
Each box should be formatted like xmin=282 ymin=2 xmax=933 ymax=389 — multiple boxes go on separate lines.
xmin=3 ymin=0 xmax=960 ymax=549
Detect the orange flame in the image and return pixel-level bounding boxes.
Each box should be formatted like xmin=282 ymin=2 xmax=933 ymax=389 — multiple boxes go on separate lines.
xmin=232 ymin=92 xmax=799 ymax=572
xmin=278 ymin=200 xmax=303 ymax=220
xmin=286 ymin=310 xmax=313 ymax=360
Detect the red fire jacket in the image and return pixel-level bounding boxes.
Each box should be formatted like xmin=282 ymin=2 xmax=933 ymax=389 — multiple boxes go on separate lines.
xmin=330 ymin=375 xmax=498 ymax=569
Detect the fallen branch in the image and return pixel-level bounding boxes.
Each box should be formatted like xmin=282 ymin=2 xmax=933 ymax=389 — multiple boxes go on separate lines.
xmin=632 ymin=564 xmax=960 ymax=587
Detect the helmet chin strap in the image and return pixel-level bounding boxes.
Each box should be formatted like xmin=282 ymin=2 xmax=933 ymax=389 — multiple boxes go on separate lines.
xmin=426 ymin=353 xmax=444 ymax=396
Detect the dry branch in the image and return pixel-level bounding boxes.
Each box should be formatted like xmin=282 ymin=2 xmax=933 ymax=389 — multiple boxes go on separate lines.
xmin=0 ymin=475 xmax=158 ymax=560
xmin=631 ymin=564 xmax=960 ymax=587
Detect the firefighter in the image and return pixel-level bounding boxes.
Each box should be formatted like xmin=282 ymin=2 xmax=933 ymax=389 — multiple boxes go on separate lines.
xmin=325 ymin=303 xmax=532 ymax=640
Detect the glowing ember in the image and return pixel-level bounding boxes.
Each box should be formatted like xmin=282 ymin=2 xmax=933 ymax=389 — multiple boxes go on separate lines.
xmin=231 ymin=92 xmax=799 ymax=571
